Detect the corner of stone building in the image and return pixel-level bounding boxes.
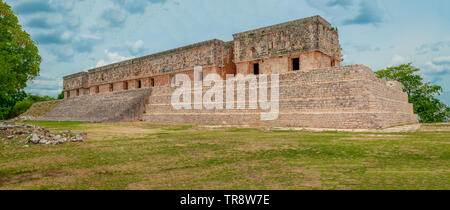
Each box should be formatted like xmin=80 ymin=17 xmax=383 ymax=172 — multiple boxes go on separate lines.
xmin=385 ymin=80 xmax=405 ymax=92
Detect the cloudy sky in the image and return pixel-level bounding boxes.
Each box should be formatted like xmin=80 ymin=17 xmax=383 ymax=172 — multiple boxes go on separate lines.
xmin=5 ymin=0 xmax=450 ymax=105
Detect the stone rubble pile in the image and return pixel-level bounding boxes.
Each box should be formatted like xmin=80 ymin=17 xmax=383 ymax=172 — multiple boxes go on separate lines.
xmin=0 ymin=122 xmax=86 ymax=145
xmin=12 ymin=116 xmax=37 ymax=122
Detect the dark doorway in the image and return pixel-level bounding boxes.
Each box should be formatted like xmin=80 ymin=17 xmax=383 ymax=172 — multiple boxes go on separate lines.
xmin=150 ymin=78 xmax=155 ymax=87
xmin=199 ymin=71 xmax=204 ymax=81
xmin=138 ymin=80 xmax=142 ymax=89
xmin=254 ymin=63 xmax=260 ymax=75
xmin=292 ymin=58 xmax=300 ymax=71
xmin=124 ymin=81 xmax=128 ymax=90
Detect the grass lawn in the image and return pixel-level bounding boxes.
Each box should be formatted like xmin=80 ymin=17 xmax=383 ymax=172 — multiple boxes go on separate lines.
xmin=0 ymin=121 xmax=449 ymax=190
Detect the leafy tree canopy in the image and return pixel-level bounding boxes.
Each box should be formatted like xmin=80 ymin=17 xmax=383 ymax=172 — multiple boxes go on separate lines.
xmin=57 ymin=91 xmax=65 ymax=100
xmin=0 ymin=1 xmax=41 ymax=94
xmin=0 ymin=1 xmax=42 ymax=119
xmin=375 ymin=63 xmax=449 ymax=123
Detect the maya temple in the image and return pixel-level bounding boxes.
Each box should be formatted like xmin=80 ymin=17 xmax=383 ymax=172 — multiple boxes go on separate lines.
xmin=26 ymin=16 xmax=418 ymax=129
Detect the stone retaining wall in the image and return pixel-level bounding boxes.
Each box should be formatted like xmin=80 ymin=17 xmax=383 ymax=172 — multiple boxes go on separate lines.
xmin=142 ymin=65 xmax=418 ymax=129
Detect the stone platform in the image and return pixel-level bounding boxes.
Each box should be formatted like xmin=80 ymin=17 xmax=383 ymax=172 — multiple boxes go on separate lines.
xmin=26 ymin=65 xmax=418 ymax=129
xmin=142 ymin=65 xmax=418 ymax=129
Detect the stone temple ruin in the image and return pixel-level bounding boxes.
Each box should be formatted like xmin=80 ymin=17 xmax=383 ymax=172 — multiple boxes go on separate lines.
xmin=28 ymin=16 xmax=418 ymax=129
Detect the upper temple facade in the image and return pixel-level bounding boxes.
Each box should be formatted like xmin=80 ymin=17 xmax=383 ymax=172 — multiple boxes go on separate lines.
xmin=63 ymin=15 xmax=341 ymax=98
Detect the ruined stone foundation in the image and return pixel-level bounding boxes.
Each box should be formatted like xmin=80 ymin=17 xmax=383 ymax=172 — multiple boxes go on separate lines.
xmin=30 ymin=65 xmax=418 ymax=129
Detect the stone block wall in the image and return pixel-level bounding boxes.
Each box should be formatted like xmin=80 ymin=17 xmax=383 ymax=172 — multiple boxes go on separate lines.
xmin=232 ymin=16 xmax=341 ymax=75
xmin=86 ymin=39 xmax=233 ymax=86
xmin=236 ymin=50 xmax=337 ymax=75
xmin=63 ymin=39 xmax=235 ymax=99
xmin=142 ymin=65 xmax=418 ymax=129
xmin=63 ymin=72 xmax=89 ymax=97
xmin=232 ymin=16 xmax=340 ymax=62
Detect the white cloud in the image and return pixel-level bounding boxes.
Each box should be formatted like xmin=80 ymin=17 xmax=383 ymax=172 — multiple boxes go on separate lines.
xmin=79 ymin=34 xmax=101 ymax=40
xmin=416 ymin=41 xmax=450 ymax=55
xmin=28 ymin=78 xmax=62 ymax=88
xmin=131 ymin=40 xmax=144 ymax=53
xmin=61 ymin=31 xmax=72 ymax=40
xmin=99 ymin=6 xmax=128 ymax=28
xmin=419 ymin=56 xmax=450 ymax=95
xmin=422 ymin=56 xmax=450 ymax=76
xmin=424 ymin=62 xmax=450 ymax=73
xmin=95 ymin=50 xmax=134 ymax=68
xmin=127 ymin=40 xmax=147 ymax=56
xmin=432 ymin=56 xmax=450 ymax=65
xmin=305 ymin=0 xmax=384 ymax=25
xmin=422 ymin=58 xmax=450 ymax=84
xmin=392 ymin=55 xmax=409 ymax=64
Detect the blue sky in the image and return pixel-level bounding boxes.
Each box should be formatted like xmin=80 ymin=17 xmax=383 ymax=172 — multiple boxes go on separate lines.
xmin=5 ymin=0 xmax=450 ymax=105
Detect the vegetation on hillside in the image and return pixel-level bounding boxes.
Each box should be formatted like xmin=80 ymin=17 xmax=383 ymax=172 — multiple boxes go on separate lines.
xmin=9 ymin=94 xmax=57 ymax=118
xmin=375 ymin=63 xmax=450 ymax=123
xmin=0 ymin=90 xmax=56 ymax=119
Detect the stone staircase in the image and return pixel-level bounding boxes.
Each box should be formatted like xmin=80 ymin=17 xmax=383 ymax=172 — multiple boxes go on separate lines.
xmin=142 ymin=65 xmax=418 ymax=129
xmin=30 ymin=65 xmax=418 ymax=129
xmin=35 ymin=89 xmax=152 ymax=122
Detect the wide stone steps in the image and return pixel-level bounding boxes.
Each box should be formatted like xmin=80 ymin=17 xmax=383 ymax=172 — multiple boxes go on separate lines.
xmin=145 ymin=97 xmax=412 ymax=114
xmin=146 ymin=96 xmax=369 ymax=113
xmin=145 ymin=80 xmax=413 ymax=114
xmin=148 ymin=76 xmax=408 ymax=103
xmin=36 ymin=89 xmax=152 ymax=122
xmin=143 ymin=112 xmax=419 ymax=129
xmin=142 ymin=65 xmax=418 ymax=128
xmin=36 ymin=65 xmax=417 ymax=128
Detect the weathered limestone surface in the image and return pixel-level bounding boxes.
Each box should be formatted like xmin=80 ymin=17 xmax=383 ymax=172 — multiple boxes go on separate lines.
xmin=233 ymin=16 xmax=340 ymax=63
xmin=143 ymin=65 xmax=418 ymax=129
xmin=35 ymin=89 xmax=152 ymax=122
xmin=63 ymin=39 xmax=235 ymax=96
xmin=63 ymin=72 xmax=89 ymax=91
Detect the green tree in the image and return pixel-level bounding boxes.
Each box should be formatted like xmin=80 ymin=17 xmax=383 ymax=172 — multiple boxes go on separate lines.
xmin=0 ymin=90 xmax=26 ymax=119
xmin=375 ymin=63 xmax=450 ymax=123
xmin=57 ymin=91 xmax=65 ymax=100
xmin=0 ymin=1 xmax=41 ymax=119
xmin=7 ymin=98 xmax=33 ymax=118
